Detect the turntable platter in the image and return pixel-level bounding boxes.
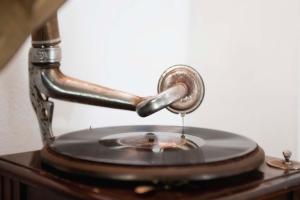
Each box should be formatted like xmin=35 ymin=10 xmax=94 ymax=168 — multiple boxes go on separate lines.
xmin=48 ymin=126 xmax=257 ymax=166
xmin=41 ymin=125 xmax=265 ymax=181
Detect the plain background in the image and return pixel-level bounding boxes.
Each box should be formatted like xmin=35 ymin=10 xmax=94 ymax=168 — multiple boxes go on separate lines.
xmin=0 ymin=0 xmax=299 ymax=159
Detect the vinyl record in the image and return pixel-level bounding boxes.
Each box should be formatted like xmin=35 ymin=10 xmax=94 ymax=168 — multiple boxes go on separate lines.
xmin=48 ymin=125 xmax=258 ymax=166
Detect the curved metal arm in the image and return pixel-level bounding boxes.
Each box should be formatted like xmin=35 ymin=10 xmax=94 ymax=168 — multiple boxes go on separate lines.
xmin=29 ymin=62 xmax=188 ymax=144
xmin=29 ymin=13 xmax=194 ymax=144
xmin=136 ymin=84 xmax=188 ymax=117
xmin=29 ymin=13 xmax=193 ymax=118
xmin=37 ymin=67 xmax=144 ymax=111
xmin=30 ymin=63 xmax=187 ymax=114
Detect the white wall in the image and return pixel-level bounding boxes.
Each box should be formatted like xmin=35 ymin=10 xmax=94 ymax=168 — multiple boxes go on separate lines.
xmin=0 ymin=0 xmax=299 ymax=159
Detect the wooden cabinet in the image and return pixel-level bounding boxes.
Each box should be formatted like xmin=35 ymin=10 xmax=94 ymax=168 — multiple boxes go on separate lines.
xmin=1 ymin=151 xmax=300 ymax=200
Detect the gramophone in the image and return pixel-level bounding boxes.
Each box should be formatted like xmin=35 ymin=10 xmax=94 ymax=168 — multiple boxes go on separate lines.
xmin=26 ymin=11 xmax=268 ymax=181
xmin=1 ymin=1 xmax=300 ymax=199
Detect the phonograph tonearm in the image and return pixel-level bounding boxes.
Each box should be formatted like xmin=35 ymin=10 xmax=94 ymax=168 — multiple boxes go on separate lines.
xmin=29 ymin=13 xmax=205 ymax=144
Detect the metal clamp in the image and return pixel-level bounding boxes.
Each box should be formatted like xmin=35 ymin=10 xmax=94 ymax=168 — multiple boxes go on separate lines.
xmin=30 ymin=46 xmax=61 ymax=64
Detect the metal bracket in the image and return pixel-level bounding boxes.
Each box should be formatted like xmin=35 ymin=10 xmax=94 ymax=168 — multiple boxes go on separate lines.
xmin=29 ymin=64 xmax=55 ymax=144
xmin=29 ymin=47 xmax=57 ymax=144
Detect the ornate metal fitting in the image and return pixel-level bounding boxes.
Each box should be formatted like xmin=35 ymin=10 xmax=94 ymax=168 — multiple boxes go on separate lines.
xmin=28 ymin=46 xmax=61 ymax=144
xmin=30 ymin=46 xmax=61 ymax=64
xmin=267 ymin=150 xmax=300 ymax=170
xmin=29 ymin=64 xmax=55 ymax=144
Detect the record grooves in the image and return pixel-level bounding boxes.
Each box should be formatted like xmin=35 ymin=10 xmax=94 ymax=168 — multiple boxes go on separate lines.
xmin=41 ymin=125 xmax=265 ymax=181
